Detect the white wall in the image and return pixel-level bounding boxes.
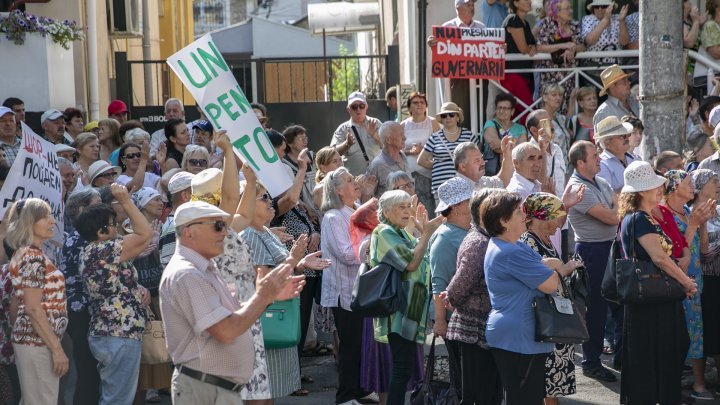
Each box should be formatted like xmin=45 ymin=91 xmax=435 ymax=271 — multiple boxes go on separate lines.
xmin=425 ymin=3 xmax=456 ymax=114
xmin=251 ymin=18 xmax=354 ymax=57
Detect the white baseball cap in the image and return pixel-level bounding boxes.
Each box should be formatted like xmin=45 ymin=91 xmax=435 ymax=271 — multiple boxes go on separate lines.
xmin=169 ymin=171 xmax=195 ymax=195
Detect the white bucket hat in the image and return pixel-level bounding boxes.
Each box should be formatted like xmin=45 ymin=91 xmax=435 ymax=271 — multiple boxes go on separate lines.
xmin=621 ymin=161 xmax=667 ymax=193
xmin=435 ymin=177 xmax=474 ymax=213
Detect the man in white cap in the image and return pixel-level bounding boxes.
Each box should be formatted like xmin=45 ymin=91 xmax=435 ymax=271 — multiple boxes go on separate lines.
xmin=595 ymin=116 xmax=635 ymax=193
xmin=331 ymin=91 xmax=383 ymax=176
xmin=0 ymin=106 xmax=21 ymax=166
xmin=160 ymin=201 xmax=305 ymax=403
xmin=159 ymin=171 xmax=196 ymax=266
xmin=593 ymin=65 xmax=639 ymax=127
xmin=366 ymin=121 xmax=409 ymax=197
xmin=41 ymin=108 xmax=71 ymax=145
xmin=428 ymin=177 xmax=474 ymax=400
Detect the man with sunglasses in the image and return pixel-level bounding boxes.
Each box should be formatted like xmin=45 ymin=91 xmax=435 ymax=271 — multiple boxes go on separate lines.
xmin=331 ymin=91 xmax=383 ymax=176
xmin=595 ymin=116 xmax=635 ymax=193
xmin=160 ymin=201 xmax=305 ymax=403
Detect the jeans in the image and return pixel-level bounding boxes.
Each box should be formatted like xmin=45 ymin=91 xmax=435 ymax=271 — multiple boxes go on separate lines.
xmin=575 ymin=241 xmax=612 ymax=370
xmin=88 ymin=335 xmax=142 ymax=405
xmin=387 ymin=333 xmax=417 ymax=405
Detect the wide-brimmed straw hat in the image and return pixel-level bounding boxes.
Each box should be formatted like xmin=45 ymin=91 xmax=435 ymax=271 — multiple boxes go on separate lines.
xmin=621 ymin=161 xmax=667 ymax=193
xmin=594 ymin=116 xmax=633 ymax=142
xmin=435 ymin=102 xmax=464 ymax=124
xmin=599 ymin=64 xmax=631 ymax=96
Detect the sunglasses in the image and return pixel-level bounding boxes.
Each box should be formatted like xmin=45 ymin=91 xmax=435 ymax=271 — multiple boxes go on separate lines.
xmin=188 ymin=158 xmax=208 ymax=167
xmin=439 ymin=113 xmax=457 ymax=119
xmin=97 ymin=171 xmax=117 ymax=179
xmin=350 ymin=103 xmax=366 ymax=110
xmin=258 ymin=193 xmax=272 ymax=202
xmin=123 ymin=152 xmax=141 ymax=159
xmin=101 ymin=222 xmax=117 ymax=233
xmin=593 ymin=5 xmax=609 ymax=9
xmin=187 ymin=220 xmax=227 ymax=232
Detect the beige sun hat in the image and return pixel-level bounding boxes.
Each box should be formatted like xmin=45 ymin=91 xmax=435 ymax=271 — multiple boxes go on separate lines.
xmin=87 ymin=160 xmax=121 ymax=184
xmin=599 ymin=64 xmax=631 ymax=96
xmin=621 ymin=161 xmax=667 ymax=193
xmin=586 ymin=0 xmax=616 ymax=11
xmin=190 ymin=168 xmax=223 ymax=205
xmin=435 ymin=102 xmax=464 ymax=124
xmin=594 ymin=116 xmax=634 ymax=142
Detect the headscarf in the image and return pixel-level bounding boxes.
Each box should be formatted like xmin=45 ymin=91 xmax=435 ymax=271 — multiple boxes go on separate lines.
xmin=663 ymin=170 xmax=688 ymax=195
xmin=546 ymin=0 xmax=564 ymax=20
xmin=523 ymin=192 xmax=566 ymax=222
xmin=691 ymin=169 xmax=718 ymax=195
xmin=131 ymin=187 xmax=161 ymax=210
xmin=350 ymin=198 xmax=379 ymax=260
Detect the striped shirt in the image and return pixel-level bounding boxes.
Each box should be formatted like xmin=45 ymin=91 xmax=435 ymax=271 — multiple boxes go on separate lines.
xmin=320 ymin=205 xmax=361 ymax=310
xmin=423 ymin=128 xmax=479 ymax=194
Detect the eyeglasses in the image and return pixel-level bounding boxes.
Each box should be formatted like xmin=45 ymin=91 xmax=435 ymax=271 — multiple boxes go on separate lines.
xmin=257 ymin=193 xmax=272 ymax=202
xmin=187 ymin=220 xmax=227 ymax=232
xmin=439 ymin=113 xmax=456 ymax=119
xmin=123 ymin=152 xmax=141 ymax=159
xmin=350 ymin=103 xmax=366 ymax=110
xmin=97 ymin=171 xmax=117 ymax=179
xmin=395 ymin=181 xmax=415 ymax=191
xmin=188 ymin=158 xmax=208 ymax=167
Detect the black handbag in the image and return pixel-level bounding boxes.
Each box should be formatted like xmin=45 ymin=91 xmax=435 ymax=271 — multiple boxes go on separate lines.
xmin=410 ymin=335 xmax=460 ymax=405
xmin=533 ymin=270 xmax=589 ymax=344
xmin=569 ymin=253 xmax=591 ymax=314
xmin=603 ymin=214 xmax=687 ymax=305
xmin=601 ymin=236 xmax=622 ymax=303
xmin=350 ymin=261 xmax=406 ymax=317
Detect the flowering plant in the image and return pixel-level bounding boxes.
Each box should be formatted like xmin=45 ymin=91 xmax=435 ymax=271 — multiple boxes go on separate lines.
xmin=0 ymin=10 xmax=82 ymax=50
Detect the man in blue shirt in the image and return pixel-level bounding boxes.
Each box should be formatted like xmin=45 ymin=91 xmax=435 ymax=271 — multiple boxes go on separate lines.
xmin=482 ymin=0 xmax=509 ymax=28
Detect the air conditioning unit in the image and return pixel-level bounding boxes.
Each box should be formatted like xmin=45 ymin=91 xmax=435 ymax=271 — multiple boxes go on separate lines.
xmin=108 ymin=0 xmax=142 ymax=37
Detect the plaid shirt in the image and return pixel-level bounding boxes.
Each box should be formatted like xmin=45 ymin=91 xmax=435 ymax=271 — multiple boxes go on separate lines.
xmin=0 ymin=136 xmax=21 ymax=166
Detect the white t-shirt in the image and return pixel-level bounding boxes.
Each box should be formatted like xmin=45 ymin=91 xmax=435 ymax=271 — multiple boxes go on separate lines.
xmin=117 ymin=172 xmax=161 ymax=189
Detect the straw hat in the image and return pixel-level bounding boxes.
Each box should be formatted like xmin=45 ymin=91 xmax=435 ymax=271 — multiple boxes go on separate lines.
xmin=599 ymin=64 xmax=631 ymax=96
xmin=586 ymin=0 xmax=615 ymax=12
xmin=87 ymin=160 xmax=120 ymax=184
xmin=594 ymin=116 xmax=633 ymax=142
xmin=435 ymin=102 xmax=464 ymax=124
xmin=621 ymin=161 xmax=667 ymax=193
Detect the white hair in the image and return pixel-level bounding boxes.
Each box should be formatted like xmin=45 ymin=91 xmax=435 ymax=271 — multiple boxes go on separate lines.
xmin=453 ymin=142 xmax=479 ymax=169
xmin=387 ymin=170 xmax=412 ymax=189
xmin=512 ymin=141 xmax=540 ymax=162
xmin=377 ymin=190 xmax=411 ymax=223
xmin=379 ymin=121 xmax=400 ymax=145
xmin=165 ymin=98 xmax=184 ymax=112
xmin=181 ymin=145 xmax=211 ymax=169
xmin=321 ymin=167 xmax=352 ymax=213
xmin=124 ymin=128 xmax=150 ymax=144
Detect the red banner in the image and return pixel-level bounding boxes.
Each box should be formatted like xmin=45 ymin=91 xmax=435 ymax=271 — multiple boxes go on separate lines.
xmin=430 ymin=25 xmax=506 ymax=80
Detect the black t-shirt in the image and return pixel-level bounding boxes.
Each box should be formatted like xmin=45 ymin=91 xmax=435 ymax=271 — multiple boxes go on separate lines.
xmin=502 ymin=14 xmax=535 ymax=72
xmin=620 ymin=211 xmax=672 ymax=262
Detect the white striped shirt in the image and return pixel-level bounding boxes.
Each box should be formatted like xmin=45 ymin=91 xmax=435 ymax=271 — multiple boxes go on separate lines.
xmin=423 ymin=128 xmax=479 ymax=194
xmin=320 ymin=205 xmax=361 ymax=310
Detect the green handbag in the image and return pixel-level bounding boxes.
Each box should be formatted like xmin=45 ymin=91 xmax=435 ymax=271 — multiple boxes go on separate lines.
xmin=260 ymin=297 xmax=301 ymax=348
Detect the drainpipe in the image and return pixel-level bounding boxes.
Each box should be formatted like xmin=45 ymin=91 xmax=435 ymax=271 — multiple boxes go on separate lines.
xmin=87 ymin=0 xmax=100 ymax=121
xmin=417 ymin=0 xmax=427 ymax=93
xmin=142 ymin=0 xmax=153 ymax=105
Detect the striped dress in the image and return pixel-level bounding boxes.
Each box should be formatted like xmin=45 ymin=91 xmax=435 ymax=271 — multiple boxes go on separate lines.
xmin=423 ymin=128 xmax=479 ymax=195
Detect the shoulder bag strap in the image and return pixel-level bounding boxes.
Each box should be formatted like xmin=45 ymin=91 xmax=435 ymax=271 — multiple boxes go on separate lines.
xmin=350 ymin=126 xmax=370 ymax=162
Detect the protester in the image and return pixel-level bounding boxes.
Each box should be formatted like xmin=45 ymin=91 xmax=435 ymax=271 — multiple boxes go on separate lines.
xmin=446 ymin=188 xmax=502 ymax=405
xmin=283 ymin=125 xmax=319 ymax=211
xmin=385 ymin=87 xmax=398 ymax=121
xmin=506 ymin=142 xmax=545 ymax=199
xmin=654 ymin=151 xmax=684 ymax=174
xmin=454 ymin=140 xmax=514 ymax=190
xmin=150 ymin=98 xmax=185 ymax=156
xmin=417 ymin=102 xmax=479 ymax=198
xmin=539 ymin=85 xmax=573 ymax=159
xmin=593 ymin=65 xmax=639 ymax=127
xmin=1 ymin=97 xmax=24 ymax=138
xmin=159 ymin=171 xmax=195 ymax=266
xmin=41 ymin=109 xmax=69 ymax=145
xmin=428 ymin=177 xmax=474 ymax=399
xmin=331 ymin=92 xmax=383 ymax=176
xmin=0 ymin=107 xmax=21 ymax=166
xmin=615 ymin=162 xmax=696 ymax=404
xmin=527 ymin=109 xmax=566 ymax=196
xmin=482 ymin=190 xmax=580 ymax=404
xmin=685 ymin=129 xmax=714 ymax=172
xmin=107 ymin=99 xmax=129 ymax=123
xmin=500 ymin=0 xmax=537 ymax=122
xmin=596 ymin=116 xmax=635 ymax=192
xmin=580 ymin=1 xmax=629 ymax=79
xmin=98 ymin=118 xmax=122 ymax=164
xmin=6 ymin=198 xmax=69 ymax=405
xmin=117 ymin=142 xmax=159 ymax=189
xmin=77 ymin=184 xmax=153 ymax=404
xmin=398 ymin=93 xmax=438 ymax=215
xmin=568 ymin=86 xmax=599 ymax=144
xmin=63 ymin=108 xmax=84 ymax=143
xmin=73 ymin=132 xmax=100 ymax=179
xmin=371 ymin=190 xmax=444 ymax=405
xmin=480 ymin=93 xmax=528 ymax=176
xmin=366 ymin=122 xmax=409 ymax=197
xmin=180 ymin=145 xmax=211 ymax=174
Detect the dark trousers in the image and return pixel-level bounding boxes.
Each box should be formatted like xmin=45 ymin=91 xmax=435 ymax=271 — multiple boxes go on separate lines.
xmin=1 ymin=363 xmax=20 ymax=405
xmin=67 ymin=310 xmax=100 ymax=405
xmin=576 ymin=240 xmax=612 ymax=370
xmin=332 ymin=306 xmax=364 ymax=404
xmin=460 ymin=343 xmax=502 ymax=405
xmin=490 ymin=348 xmax=546 ymax=405
xmin=607 ymin=301 xmax=624 ymax=366
xmin=445 ymin=339 xmax=462 ymax=401
xmin=297 ymin=276 xmax=320 ymax=368
xmin=387 ymin=333 xmax=417 ymax=405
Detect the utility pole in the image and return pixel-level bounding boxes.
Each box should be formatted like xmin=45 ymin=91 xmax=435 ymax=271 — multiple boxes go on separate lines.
xmin=638 ymin=0 xmax=685 ymax=161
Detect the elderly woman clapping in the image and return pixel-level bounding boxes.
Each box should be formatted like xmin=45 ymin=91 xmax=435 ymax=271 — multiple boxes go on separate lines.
xmin=370 ymin=190 xmax=445 ymax=405
xmin=482 ymin=190 xmax=581 ymax=405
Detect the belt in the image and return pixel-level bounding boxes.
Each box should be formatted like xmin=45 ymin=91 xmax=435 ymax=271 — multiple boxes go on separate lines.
xmin=177 ymin=366 xmax=243 ymax=393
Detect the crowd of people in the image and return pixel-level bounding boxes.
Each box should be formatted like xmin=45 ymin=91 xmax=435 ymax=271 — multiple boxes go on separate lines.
xmin=2 ymin=1 xmax=720 ymax=405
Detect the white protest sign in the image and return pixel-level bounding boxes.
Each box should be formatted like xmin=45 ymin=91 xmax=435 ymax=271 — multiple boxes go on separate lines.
xmin=166 ymin=34 xmax=292 ymax=196
xmin=0 ymin=122 xmax=64 ymax=244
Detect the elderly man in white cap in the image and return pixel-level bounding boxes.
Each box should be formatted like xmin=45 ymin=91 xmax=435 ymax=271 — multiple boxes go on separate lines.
xmin=595 ymin=116 xmax=635 ymax=193
xmin=593 ymin=65 xmax=639 ymax=127
xmin=0 ymin=106 xmax=21 ymax=165
xmin=41 ymin=108 xmax=70 ymax=145
xmin=159 ymin=171 xmax=195 ymax=266
xmin=330 ymin=91 xmax=383 ymax=176
xmin=427 ymin=177 xmax=475 ymax=400
xmin=159 ymin=201 xmax=305 ymax=403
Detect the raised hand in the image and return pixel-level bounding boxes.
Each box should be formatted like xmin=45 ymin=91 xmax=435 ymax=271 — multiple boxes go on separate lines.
xmin=241 ymin=162 xmax=257 ymax=183
xmin=214 ymin=130 xmax=232 ymax=153
xmin=619 ymin=4 xmax=629 ymax=20
xmin=289 ymin=234 xmax=309 ymax=264
xmin=562 ymin=184 xmax=585 ymax=210
xmin=111 ymin=183 xmax=130 ymax=203
xmin=298 ymin=148 xmax=310 ymax=171
xmin=155 ymin=142 xmax=167 ymax=164
xmin=299 ymin=251 xmax=332 ymax=271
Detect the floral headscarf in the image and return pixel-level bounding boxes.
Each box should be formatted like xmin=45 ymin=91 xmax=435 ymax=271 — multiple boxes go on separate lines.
xmin=663 ymin=170 xmax=688 ymax=195
xmin=350 ymin=198 xmax=379 ymax=260
xmin=131 ymin=187 xmax=160 ymax=210
xmin=523 ymin=192 xmax=566 ymax=222
xmin=691 ymin=169 xmax=718 ymax=195
xmin=546 ymin=0 xmax=564 ymax=20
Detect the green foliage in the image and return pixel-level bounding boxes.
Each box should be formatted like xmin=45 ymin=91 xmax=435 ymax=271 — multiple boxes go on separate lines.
xmin=330 ymin=44 xmax=360 ymax=101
